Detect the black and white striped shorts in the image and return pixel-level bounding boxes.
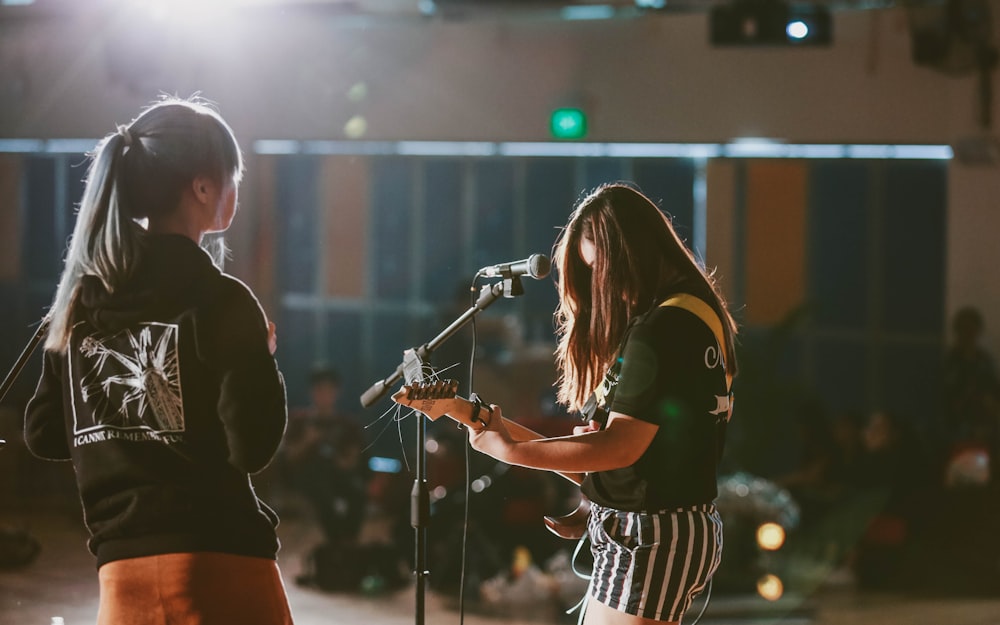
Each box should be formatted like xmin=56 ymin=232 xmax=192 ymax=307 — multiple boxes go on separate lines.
xmin=586 ymin=502 xmax=723 ymax=622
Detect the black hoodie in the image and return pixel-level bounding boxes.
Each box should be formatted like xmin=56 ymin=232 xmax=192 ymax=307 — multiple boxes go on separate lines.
xmin=25 ymin=234 xmax=287 ymax=568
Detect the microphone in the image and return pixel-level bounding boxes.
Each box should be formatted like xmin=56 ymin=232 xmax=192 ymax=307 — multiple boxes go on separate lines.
xmin=476 ymin=254 xmax=551 ymax=280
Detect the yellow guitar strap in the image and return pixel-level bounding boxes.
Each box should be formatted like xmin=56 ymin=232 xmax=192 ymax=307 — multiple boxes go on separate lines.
xmin=591 ymin=294 xmax=734 ymax=418
xmin=658 ymin=294 xmax=733 ymax=393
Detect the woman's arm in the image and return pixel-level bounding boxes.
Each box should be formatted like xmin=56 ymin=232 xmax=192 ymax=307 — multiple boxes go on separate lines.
xmin=467 ymin=405 xmax=658 ymax=474
xmin=203 ymin=279 xmax=287 ymax=475
xmin=24 ymin=351 xmax=71 ymax=460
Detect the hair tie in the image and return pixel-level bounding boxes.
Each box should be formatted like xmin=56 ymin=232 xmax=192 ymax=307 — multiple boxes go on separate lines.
xmin=117 ymin=125 xmax=133 ymax=149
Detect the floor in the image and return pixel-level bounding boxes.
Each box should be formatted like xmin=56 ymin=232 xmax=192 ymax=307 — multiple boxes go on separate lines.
xmin=3 ymin=507 xmax=1000 ymax=625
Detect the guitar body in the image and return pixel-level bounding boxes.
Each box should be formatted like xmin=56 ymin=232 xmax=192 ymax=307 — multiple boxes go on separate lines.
xmin=543 ymin=497 xmax=591 ymax=540
xmin=392 ymin=380 xmax=590 ymax=539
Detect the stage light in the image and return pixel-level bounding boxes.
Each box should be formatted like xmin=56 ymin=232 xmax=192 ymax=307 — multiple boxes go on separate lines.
xmin=756 ymin=522 xmax=786 ymax=551
xmin=344 ymin=115 xmax=368 ymax=139
xmin=784 ymin=6 xmax=830 ymax=45
xmin=550 ymin=108 xmax=587 ymax=140
xmin=756 ymin=574 xmax=784 ymax=601
xmin=347 ymin=82 xmax=368 ymax=103
xmin=786 ymin=20 xmax=808 ymax=40
xmin=711 ymin=1 xmax=831 ymax=46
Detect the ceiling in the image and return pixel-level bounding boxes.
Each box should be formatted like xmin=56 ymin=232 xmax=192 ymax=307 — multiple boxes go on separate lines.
xmin=0 ymin=0 xmax=943 ymax=22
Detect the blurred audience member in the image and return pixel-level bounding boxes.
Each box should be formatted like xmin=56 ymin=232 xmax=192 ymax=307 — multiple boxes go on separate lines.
xmin=942 ymin=306 xmax=999 ymax=484
xmin=826 ymin=411 xmax=865 ymax=490
xmin=773 ymin=402 xmax=838 ymax=524
xmin=775 ymin=406 xmax=871 ymax=529
xmin=851 ymin=410 xmax=927 ymax=589
xmin=283 ymin=367 xmax=371 ymax=588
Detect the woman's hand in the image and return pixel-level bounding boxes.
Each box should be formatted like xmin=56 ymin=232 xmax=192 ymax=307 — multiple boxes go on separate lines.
xmin=267 ymin=321 xmax=277 ymax=355
xmin=573 ymin=420 xmax=601 ymax=435
xmin=467 ymin=403 xmax=514 ymax=461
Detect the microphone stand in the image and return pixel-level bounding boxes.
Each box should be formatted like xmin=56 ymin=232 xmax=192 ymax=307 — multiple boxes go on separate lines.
xmin=359 ymin=276 xmax=525 ymax=625
xmin=0 ymin=318 xmax=50 ymax=447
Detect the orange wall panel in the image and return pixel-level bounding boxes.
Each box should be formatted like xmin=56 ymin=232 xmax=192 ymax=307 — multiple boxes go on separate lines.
xmin=0 ymin=156 xmax=21 ymax=281
xmin=249 ymin=155 xmax=279 ymax=315
xmin=744 ymin=160 xmax=807 ymax=326
xmin=320 ymin=156 xmax=368 ymax=298
xmin=705 ymin=159 xmax=737 ymax=305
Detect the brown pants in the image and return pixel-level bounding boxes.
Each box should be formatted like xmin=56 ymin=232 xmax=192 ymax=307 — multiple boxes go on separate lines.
xmin=97 ymin=552 xmax=294 ymax=625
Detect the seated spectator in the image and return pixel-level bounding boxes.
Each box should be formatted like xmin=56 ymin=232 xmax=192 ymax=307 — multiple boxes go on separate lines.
xmin=942 ymin=306 xmax=1000 ymax=484
xmin=282 ymin=368 xmax=371 ymax=588
xmin=851 ymin=410 xmax=928 ymax=589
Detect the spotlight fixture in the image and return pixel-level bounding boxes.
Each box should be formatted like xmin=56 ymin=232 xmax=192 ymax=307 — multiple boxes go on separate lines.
xmin=710 ymin=0 xmax=832 ymax=47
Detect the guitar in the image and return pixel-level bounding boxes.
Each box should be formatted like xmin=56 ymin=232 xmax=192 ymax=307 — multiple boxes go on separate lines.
xmin=391 ymin=380 xmax=591 ymax=539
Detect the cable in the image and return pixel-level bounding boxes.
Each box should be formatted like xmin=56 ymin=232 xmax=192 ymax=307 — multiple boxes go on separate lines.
xmin=684 ymin=578 xmax=713 ymax=625
xmin=457 ymin=280 xmax=479 ymax=625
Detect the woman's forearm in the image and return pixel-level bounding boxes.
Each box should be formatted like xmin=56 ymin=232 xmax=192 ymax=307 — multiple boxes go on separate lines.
xmin=497 ymin=420 xmax=653 ymax=474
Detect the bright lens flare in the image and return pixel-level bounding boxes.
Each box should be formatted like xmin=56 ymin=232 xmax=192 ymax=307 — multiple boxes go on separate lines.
xmin=786 ymin=20 xmax=809 ymax=40
xmin=757 ymin=574 xmax=784 ymax=601
xmin=756 ymin=522 xmax=785 ymax=551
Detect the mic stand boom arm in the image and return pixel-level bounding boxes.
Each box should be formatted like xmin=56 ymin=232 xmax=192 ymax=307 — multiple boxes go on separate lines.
xmin=359 ymin=276 xmax=521 ymax=408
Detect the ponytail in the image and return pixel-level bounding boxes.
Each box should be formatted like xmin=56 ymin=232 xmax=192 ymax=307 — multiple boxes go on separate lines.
xmin=45 ymin=132 xmax=142 ymax=352
xmin=44 ymin=98 xmax=243 ymax=353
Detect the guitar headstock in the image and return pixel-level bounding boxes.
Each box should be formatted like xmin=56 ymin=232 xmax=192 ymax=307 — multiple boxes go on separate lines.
xmin=398 ymin=379 xmax=460 ymax=401
xmin=390 ymin=379 xmax=476 ymax=426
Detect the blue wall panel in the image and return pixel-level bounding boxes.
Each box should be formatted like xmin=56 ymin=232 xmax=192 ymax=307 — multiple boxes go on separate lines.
xmin=808 ymin=161 xmax=870 ymax=330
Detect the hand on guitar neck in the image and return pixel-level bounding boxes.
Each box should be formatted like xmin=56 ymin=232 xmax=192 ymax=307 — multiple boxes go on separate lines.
xmin=390 ymin=380 xmax=584 ymax=486
xmin=390 ymin=379 xmax=591 ymax=539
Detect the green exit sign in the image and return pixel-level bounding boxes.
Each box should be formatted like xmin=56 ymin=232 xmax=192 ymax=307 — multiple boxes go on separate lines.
xmin=550 ymin=108 xmax=587 ymax=140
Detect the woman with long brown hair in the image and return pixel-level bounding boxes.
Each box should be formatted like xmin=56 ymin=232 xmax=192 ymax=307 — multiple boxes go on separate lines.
xmin=468 ymin=182 xmax=737 ymax=625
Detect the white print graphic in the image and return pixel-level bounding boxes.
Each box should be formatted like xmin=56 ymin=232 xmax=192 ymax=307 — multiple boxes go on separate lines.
xmin=71 ymin=322 xmax=185 ymax=446
xmin=706 ymin=342 xmax=732 ymax=422
xmin=704 ymin=344 xmax=724 ymax=369
xmin=709 ymin=394 xmax=733 ymax=422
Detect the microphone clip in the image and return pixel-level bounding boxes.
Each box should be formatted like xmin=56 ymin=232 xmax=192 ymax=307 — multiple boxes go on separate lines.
xmin=501 ymin=275 xmax=524 ymax=298
xmin=476 ymin=275 xmax=523 ymax=301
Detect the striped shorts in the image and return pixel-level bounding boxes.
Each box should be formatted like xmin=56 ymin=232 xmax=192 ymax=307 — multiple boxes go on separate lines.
xmin=586 ymin=502 xmax=723 ymax=622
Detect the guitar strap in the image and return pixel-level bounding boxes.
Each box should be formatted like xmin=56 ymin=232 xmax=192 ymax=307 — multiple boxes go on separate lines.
xmin=589 ymin=293 xmax=734 ymax=423
xmin=659 ymin=294 xmax=734 ymax=423
xmin=658 ymin=294 xmax=733 ymax=393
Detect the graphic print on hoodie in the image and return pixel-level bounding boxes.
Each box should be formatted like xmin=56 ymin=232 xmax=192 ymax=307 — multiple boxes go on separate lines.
xmin=72 ymin=321 xmax=185 ymax=446
xmin=26 ymin=235 xmax=287 ymax=566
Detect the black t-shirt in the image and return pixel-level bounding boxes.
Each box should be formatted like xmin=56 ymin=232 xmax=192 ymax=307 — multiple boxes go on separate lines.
xmin=580 ymin=301 xmax=730 ymax=512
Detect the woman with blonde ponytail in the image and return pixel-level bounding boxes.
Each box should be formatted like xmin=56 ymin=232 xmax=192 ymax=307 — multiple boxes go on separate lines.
xmin=25 ymin=98 xmax=294 ymax=624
